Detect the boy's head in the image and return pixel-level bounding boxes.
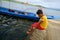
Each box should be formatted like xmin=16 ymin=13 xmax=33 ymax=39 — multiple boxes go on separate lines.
xmin=36 ymin=9 xmax=43 ymax=17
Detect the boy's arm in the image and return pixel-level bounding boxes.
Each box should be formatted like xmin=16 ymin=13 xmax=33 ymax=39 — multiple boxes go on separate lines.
xmin=38 ymin=19 xmax=44 ymax=24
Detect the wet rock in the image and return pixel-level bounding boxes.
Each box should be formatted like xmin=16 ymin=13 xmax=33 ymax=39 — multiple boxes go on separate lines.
xmin=0 ymin=14 xmax=34 ymax=40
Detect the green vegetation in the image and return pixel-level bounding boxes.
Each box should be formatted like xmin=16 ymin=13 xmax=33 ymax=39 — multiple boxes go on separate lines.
xmin=2 ymin=0 xmax=12 ymax=1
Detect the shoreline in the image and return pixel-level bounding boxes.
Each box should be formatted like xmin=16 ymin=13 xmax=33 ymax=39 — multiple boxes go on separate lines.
xmin=48 ymin=19 xmax=60 ymax=24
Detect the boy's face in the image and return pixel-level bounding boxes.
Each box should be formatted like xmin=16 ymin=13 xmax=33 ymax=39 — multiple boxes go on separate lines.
xmin=37 ymin=14 xmax=43 ymax=18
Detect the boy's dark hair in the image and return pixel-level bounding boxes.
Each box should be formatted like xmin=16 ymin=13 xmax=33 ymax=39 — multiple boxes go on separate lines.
xmin=36 ymin=9 xmax=43 ymax=14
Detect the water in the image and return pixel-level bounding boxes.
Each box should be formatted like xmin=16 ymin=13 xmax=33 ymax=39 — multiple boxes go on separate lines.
xmin=42 ymin=8 xmax=60 ymax=21
xmin=0 ymin=1 xmax=60 ymax=21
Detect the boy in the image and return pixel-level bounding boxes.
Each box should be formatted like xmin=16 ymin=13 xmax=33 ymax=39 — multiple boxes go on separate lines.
xmin=26 ymin=9 xmax=48 ymax=35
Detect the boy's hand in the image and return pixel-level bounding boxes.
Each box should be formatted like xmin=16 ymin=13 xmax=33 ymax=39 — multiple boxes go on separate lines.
xmin=26 ymin=31 xmax=31 ymax=35
xmin=26 ymin=28 xmax=32 ymax=35
xmin=28 ymin=29 xmax=32 ymax=32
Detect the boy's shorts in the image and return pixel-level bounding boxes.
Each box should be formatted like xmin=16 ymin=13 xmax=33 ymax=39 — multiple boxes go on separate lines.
xmin=31 ymin=22 xmax=44 ymax=30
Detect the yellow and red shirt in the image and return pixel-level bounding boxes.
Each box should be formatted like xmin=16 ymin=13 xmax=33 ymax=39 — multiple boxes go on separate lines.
xmin=39 ymin=15 xmax=48 ymax=29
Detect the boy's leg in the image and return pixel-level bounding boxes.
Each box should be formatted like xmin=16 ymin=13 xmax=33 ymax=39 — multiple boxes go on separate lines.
xmin=26 ymin=22 xmax=38 ymax=35
xmin=26 ymin=26 xmax=36 ymax=35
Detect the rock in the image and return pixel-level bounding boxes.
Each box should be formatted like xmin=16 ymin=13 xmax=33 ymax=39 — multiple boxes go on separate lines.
xmin=0 ymin=14 xmax=34 ymax=40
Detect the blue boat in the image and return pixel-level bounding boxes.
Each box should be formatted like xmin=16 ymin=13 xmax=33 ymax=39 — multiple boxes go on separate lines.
xmin=0 ymin=7 xmax=54 ymax=21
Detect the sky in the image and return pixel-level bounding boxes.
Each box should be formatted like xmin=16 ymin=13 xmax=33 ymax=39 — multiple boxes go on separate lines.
xmin=15 ymin=0 xmax=60 ymax=10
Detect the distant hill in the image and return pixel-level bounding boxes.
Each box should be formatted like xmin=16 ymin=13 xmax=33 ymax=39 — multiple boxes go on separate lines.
xmin=4 ymin=0 xmax=42 ymax=7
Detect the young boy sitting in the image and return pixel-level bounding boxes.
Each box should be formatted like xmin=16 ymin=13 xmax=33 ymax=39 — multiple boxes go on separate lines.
xmin=26 ymin=9 xmax=48 ymax=35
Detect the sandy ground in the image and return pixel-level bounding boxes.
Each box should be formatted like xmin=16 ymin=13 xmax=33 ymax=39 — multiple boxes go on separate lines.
xmin=30 ymin=20 xmax=60 ymax=40
xmin=46 ymin=20 xmax=60 ymax=40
